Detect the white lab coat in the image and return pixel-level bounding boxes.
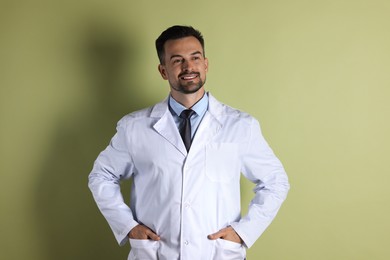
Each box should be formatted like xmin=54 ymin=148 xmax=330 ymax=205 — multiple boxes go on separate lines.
xmin=88 ymin=93 xmax=290 ymax=260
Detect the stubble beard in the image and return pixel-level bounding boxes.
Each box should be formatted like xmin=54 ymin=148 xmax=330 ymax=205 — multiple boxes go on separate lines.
xmin=170 ymin=77 xmax=206 ymax=95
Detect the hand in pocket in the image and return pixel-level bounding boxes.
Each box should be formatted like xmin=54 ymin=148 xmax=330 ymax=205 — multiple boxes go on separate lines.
xmin=128 ymin=224 xmax=160 ymax=241
xmin=208 ymin=226 xmax=243 ymax=244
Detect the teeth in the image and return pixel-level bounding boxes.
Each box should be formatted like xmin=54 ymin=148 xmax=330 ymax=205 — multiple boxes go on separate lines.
xmin=182 ymin=75 xmax=197 ymax=80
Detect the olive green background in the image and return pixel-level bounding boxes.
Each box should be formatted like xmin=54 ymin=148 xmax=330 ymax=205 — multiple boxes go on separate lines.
xmin=1 ymin=0 xmax=389 ymax=259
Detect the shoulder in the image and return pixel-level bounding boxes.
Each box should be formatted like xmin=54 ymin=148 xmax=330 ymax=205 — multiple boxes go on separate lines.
xmin=209 ymin=94 xmax=255 ymax=125
xmin=120 ymin=97 xmax=169 ymax=122
xmin=118 ymin=107 xmax=152 ymax=125
xmin=117 ymin=99 xmax=168 ymax=128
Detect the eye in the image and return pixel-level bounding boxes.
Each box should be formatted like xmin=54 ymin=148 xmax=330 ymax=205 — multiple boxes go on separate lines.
xmin=173 ymin=58 xmax=183 ymax=64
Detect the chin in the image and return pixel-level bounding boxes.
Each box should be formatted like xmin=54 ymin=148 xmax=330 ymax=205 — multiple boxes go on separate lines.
xmin=182 ymin=86 xmax=203 ymax=94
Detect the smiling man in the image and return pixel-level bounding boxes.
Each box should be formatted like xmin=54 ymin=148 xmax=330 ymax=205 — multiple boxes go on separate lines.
xmin=89 ymin=25 xmax=290 ymax=260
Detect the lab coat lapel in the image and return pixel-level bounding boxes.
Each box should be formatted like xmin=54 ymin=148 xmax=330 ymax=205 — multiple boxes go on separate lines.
xmin=190 ymin=94 xmax=223 ymax=152
xmin=151 ymin=98 xmax=187 ymax=156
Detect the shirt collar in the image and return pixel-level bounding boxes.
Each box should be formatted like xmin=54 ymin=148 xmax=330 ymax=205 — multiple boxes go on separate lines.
xmin=169 ymin=92 xmax=209 ymax=117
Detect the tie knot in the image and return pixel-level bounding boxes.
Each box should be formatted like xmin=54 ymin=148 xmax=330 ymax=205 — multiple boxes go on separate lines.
xmin=180 ymin=109 xmax=195 ymax=119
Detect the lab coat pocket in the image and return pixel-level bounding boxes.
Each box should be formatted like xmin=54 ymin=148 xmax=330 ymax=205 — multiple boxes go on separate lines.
xmin=212 ymin=239 xmax=246 ymax=260
xmin=206 ymin=143 xmax=239 ymax=182
xmin=129 ymin=239 xmax=159 ymax=260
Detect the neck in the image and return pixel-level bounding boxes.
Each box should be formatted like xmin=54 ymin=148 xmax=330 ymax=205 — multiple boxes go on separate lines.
xmin=170 ymin=88 xmax=205 ymax=108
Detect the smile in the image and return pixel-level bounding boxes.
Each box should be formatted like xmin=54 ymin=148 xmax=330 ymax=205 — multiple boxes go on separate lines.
xmin=180 ymin=73 xmax=199 ymax=80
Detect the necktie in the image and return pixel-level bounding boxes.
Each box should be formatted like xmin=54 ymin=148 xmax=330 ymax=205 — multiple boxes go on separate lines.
xmin=179 ymin=109 xmax=195 ymax=152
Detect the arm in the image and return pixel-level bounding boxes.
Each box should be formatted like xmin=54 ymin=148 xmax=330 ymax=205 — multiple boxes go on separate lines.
xmin=88 ymin=116 xmax=139 ymax=246
xmin=230 ymin=118 xmax=290 ymax=248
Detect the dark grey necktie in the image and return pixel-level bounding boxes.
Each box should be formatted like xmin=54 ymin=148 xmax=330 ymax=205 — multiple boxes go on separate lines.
xmin=179 ymin=109 xmax=195 ymax=152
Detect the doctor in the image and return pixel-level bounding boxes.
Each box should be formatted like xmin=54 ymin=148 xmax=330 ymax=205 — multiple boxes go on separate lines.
xmin=89 ymin=25 xmax=290 ymax=260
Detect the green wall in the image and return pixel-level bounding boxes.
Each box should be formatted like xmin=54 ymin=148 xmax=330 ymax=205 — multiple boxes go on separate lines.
xmin=1 ymin=0 xmax=389 ymax=259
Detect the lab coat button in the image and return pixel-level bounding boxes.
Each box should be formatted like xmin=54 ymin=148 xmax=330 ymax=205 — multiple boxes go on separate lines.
xmin=184 ymin=240 xmax=189 ymax=245
xmin=185 ymin=203 xmax=190 ymax=208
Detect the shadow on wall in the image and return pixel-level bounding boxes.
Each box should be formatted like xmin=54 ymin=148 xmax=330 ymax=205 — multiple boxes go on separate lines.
xmin=34 ymin=22 xmax=151 ymax=259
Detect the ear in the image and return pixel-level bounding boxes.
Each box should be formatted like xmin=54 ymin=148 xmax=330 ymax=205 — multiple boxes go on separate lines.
xmin=158 ymin=64 xmax=168 ymax=80
xmin=204 ymin=57 xmax=209 ymax=72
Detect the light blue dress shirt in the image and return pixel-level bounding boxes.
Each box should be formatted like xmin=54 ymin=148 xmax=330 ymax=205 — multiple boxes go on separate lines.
xmin=168 ymin=92 xmax=209 ymax=139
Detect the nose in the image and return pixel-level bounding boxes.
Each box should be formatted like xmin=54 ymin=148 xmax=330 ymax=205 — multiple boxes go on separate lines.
xmin=181 ymin=59 xmax=193 ymax=71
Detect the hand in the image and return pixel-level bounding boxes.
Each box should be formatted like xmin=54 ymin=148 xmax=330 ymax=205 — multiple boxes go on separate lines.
xmin=128 ymin=224 xmax=160 ymax=241
xmin=207 ymin=226 xmax=243 ymax=244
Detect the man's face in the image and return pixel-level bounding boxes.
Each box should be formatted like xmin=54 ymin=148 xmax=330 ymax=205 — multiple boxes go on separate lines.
xmin=158 ymin=36 xmax=208 ymax=95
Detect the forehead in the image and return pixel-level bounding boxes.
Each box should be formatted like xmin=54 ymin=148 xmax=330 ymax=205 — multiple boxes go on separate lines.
xmin=163 ymin=36 xmax=204 ymax=56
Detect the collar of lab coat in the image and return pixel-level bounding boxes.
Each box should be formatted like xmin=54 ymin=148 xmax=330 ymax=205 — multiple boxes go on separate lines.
xmin=151 ymin=92 xmax=223 ymax=156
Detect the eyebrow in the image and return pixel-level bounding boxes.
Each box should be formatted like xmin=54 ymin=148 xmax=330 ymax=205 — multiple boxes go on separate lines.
xmin=169 ymin=51 xmax=203 ymax=60
xmin=191 ymin=51 xmax=202 ymax=56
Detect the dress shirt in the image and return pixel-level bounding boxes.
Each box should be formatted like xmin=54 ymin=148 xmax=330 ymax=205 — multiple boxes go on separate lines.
xmin=168 ymin=93 xmax=208 ymax=139
xmin=88 ymin=93 xmax=290 ymax=260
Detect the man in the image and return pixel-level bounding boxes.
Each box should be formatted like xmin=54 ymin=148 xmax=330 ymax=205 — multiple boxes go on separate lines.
xmin=89 ymin=25 xmax=290 ymax=260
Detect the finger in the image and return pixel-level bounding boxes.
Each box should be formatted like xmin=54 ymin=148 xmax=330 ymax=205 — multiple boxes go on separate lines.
xmin=146 ymin=230 xmax=161 ymax=241
xmin=128 ymin=224 xmax=159 ymax=240
xmin=207 ymin=229 xmax=226 ymax=240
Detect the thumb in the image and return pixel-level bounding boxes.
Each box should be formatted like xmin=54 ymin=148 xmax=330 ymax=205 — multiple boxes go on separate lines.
xmin=207 ymin=230 xmax=224 ymax=240
xmin=147 ymin=231 xmax=160 ymax=241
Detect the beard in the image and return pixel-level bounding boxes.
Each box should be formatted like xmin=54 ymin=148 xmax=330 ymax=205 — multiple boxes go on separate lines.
xmin=170 ymin=73 xmax=206 ymax=94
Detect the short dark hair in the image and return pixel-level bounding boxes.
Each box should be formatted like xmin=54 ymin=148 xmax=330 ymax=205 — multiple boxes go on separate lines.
xmin=155 ymin=25 xmax=205 ymax=64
